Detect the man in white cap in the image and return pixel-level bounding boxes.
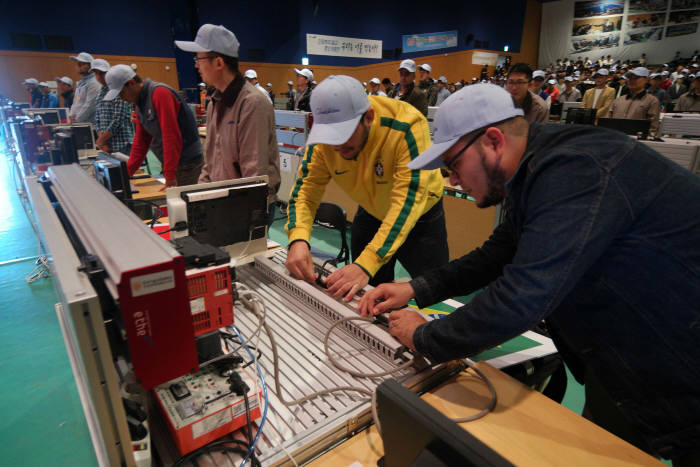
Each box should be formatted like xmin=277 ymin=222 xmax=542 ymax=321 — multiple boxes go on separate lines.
xmin=266 ymin=83 xmax=275 ymax=104
xmin=676 ymin=74 xmax=700 ymax=111
xmin=56 ymin=76 xmax=74 ymax=108
xmin=435 ymin=76 xmax=450 ymax=106
xmin=92 ymin=59 xmax=134 ymax=154
xmin=285 ymin=75 xmax=447 ymax=300
xmin=358 ymin=83 xmax=700 ymax=465
xmin=609 ymin=67 xmax=660 ymax=134
xmin=505 ymin=63 xmax=548 ymax=123
xmin=581 ymin=67 xmax=615 ymax=122
xmin=557 ymin=76 xmax=581 ymax=103
xmin=38 ymin=82 xmax=58 ymax=108
xmin=293 ymin=67 xmax=313 ymax=111
xmin=367 ymin=77 xmax=386 ymax=97
xmin=647 ymin=73 xmax=667 ymax=110
xmin=103 ymin=64 xmax=203 ymax=189
xmin=175 ymin=24 xmax=279 ymax=214
xmin=68 ymin=51 xmax=102 ymax=123
xmin=284 ymin=80 xmax=296 ymax=109
xmin=243 ymin=69 xmax=273 ymax=103
xmin=542 ymin=78 xmax=560 ymax=103
xmin=417 ymin=63 xmax=438 ymax=106
xmin=529 ymin=69 xmax=547 ymax=99
xmin=22 ymin=78 xmax=41 ymax=107
xmin=667 ymin=69 xmax=688 ymax=111
xmin=389 ymin=59 xmax=428 ymax=116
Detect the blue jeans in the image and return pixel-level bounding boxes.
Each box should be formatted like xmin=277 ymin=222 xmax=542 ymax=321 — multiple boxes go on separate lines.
xmin=351 ymin=199 xmax=448 ymax=286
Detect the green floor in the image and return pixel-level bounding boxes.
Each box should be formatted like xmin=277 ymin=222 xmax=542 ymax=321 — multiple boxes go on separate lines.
xmin=0 ymin=141 xmax=588 ymax=465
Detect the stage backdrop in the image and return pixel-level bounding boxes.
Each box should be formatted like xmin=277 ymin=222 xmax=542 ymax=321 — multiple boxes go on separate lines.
xmin=539 ymin=0 xmax=700 ymax=67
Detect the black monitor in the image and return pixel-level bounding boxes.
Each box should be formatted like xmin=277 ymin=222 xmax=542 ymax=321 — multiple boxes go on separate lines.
xmin=597 ymin=118 xmax=651 ymax=137
xmin=94 ymin=154 xmax=132 ymax=201
xmin=54 ymin=123 xmax=96 ymax=157
xmin=52 ymin=130 xmax=79 ymax=165
xmin=565 ymin=107 xmax=597 ymax=125
xmin=34 ymin=110 xmax=60 ymax=124
xmin=376 ymin=379 xmax=513 ymax=467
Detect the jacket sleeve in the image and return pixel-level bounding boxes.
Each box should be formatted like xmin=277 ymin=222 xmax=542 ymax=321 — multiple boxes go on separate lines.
xmin=412 ymin=149 xmax=633 ymax=363
xmin=198 ymin=101 xmax=214 ymax=183
xmin=236 ymin=92 xmax=276 ymax=181
xmin=411 ymin=90 xmax=429 ymax=116
xmin=285 ymin=144 xmax=331 ymax=245
xmin=127 ymin=118 xmax=152 ymax=176
xmin=647 ymin=97 xmax=661 ymax=134
xmin=152 ymin=87 xmax=183 ymax=180
xmin=76 ymin=79 xmax=102 ymax=123
xmin=597 ymin=89 xmax=615 ymax=120
xmin=353 ymin=113 xmax=441 ymax=276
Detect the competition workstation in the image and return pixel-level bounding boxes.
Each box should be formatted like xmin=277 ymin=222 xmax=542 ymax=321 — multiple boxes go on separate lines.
xmin=25 ymin=163 xmax=470 ymax=467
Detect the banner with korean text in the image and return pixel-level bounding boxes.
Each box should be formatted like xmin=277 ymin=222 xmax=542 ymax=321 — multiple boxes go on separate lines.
xmin=306 ymin=34 xmax=382 ymax=59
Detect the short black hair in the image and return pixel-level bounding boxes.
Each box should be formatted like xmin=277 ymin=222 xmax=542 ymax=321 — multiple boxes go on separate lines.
xmin=507 ymin=63 xmax=533 ymax=80
xmin=381 ymin=77 xmax=392 ymax=85
xmin=211 ymin=53 xmax=239 ymax=73
xmin=133 ymin=74 xmax=143 ymax=83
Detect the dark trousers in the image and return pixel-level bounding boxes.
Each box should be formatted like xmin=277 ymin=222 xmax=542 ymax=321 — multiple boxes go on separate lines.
xmin=176 ymin=156 xmax=204 ymax=187
xmin=351 ymin=199 xmax=449 ymax=286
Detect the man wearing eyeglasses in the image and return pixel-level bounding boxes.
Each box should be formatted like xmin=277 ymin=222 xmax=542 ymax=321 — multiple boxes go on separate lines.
xmin=103 ymin=64 xmax=203 ymax=189
xmin=358 ymin=83 xmax=700 ymax=466
xmin=285 ymin=75 xmax=447 ymax=301
xmin=175 ymin=25 xmax=279 ymax=218
xmin=504 ymin=63 xmax=548 ymax=123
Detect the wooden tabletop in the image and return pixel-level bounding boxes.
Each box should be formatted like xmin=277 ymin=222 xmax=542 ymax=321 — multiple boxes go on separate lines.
xmin=131 ymin=175 xmax=166 ymax=202
xmin=310 ymin=362 xmax=662 ymax=467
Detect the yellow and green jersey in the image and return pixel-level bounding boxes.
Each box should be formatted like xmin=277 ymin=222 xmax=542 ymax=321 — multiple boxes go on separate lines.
xmin=285 ymin=96 xmax=444 ymax=277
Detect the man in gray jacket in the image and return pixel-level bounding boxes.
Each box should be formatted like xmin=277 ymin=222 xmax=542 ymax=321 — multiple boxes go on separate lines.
xmin=68 ymin=52 xmax=102 ymax=123
xmin=175 ymin=24 xmax=280 ymax=220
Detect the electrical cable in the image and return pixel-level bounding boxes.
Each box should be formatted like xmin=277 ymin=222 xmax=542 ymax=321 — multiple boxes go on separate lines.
xmin=451 ymin=358 xmax=498 ymax=423
xmin=171 ymin=439 xmax=256 ymax=467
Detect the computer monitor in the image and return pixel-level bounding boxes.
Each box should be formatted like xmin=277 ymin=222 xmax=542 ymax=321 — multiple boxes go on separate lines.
xmin=597 ymin=118 xmax=651 ymax=137
xmin=94 ymin=154 xmax=132 ymax=201
xmin=376 ymin=379 xmax=513 ymax=467
xmin=52 ymin=129 xmax=79 ymax=165
xmin=54 ymin=123 xmax=96 ymax=158
xmin=561 ymin=101 xmax=582 ymax=122
xmin=564 ymin=107 xmax=596 ymax=125
xmin=24 ymin=108 xmax=61 ymax=125
xmin=166 ymin=176 xmax=270 ymax=264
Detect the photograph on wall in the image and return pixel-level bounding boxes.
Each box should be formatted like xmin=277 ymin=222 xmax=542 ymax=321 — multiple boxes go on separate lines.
xmin=574 ymin=0 xmax=624 ymax=18
xmin=572 ymin=16 xmax=622 ymax=36
xmin=624 ymin=26 xmax=664 ymax=43
xmin=628 ymin=0 xmax=668 ymax=13
xmin=671 ymin=0 xmax=700 ymax=9
xmin=627 ymin=13 xmax=666 ymax=28
xmin=665 ymin=22 xmax=699 ymax=35
xmin=570 ymin=33 xmax=620 ymax=52
xmin=668 ymin=9 xmax=700 ymax=23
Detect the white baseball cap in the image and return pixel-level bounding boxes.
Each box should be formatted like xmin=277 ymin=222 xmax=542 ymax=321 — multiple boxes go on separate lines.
xmin=69 ymin=52 xmax=94 ymax=64
xmin=398 ymin=59 xmax=416 ymax=73
xmin=244 ymin=69 xmax=257 ymax=79
xmin=23 ymin=78 xmax=39 ymax=85
xmin=650 ymin=73 xmax=660 ymax=79
xmin=564 ymin=76 xmax=575 ymax=82
xmin=55 ymin=76 xmax=73 ymax=86
xmin=594 ymin=68 xmax=609 ymax=76
xmin=90 ymin=59 xmax=110 ymax=73
xmin=547 ymin=79 xmax=557 ymax=84
xmin=369 ymin=77 xmax=380 ymax=84
xmin=661 ymin=70 xmax=670 ymax=76
xmin=38 ymin=81 xmax=49 ymax=87
xmin=266 ymin=82 xmax=272 ymax=87
xmin=306 ymin=75 xmax=370 ymax=146
xmin=681 ymin=68 xmax=689 ymax=74
xmin=294 ymin=68 xmax=313 ymax=80
xmin=532 ymin=70 xmax=546 ymax=79
xmin=438 ymin=76 xmax=447 ymax=83
xmin=104 ymin=64 xmax=136 ymax=101
xmin=629 ymin=67 xmax=649 ymax=78
xmin=407 ymin=84 xmax=524 ymax=170
xmin=287 ymin=80 xmax=293 ymax=85
xmin=418 ymin=63 xmax=432 ymax=73
xmin=174 ymin=24 xmax=240 ymax=57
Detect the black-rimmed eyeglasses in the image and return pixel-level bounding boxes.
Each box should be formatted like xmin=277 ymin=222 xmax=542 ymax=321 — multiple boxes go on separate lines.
xmin=443 ymin=130 xmax=486 ymax=171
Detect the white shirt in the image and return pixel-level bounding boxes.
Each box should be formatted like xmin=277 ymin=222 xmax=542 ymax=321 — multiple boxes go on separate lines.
xmin=255 ymin=83 xmax=272 ymax=103
xmin=69 ymin=74 xmax=102 ymax=123
xmin=592 ymin=88 xmax=603 ymax=108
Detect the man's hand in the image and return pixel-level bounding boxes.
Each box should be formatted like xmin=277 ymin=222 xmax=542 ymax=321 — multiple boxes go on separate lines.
xmin=387 ymin=308 xmax=427 ymax=352
xmin=286 ymin=241 xmax=316 ymax=283
xmin=160 ymin=178 xmax=178 ymax=191
xmin=96 ymin=130 xmax=113 ymax=148
xmin=358 ymin=282 xmax=416 ymax=316
xmin=325 ymin=264 xmax=369 ymax=302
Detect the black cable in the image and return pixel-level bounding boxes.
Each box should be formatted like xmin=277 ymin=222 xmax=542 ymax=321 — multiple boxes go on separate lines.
xmin=172 ymin=439 xmax=254 ymax=466
xmin=221 ymin=333 xmax=263 ymax=367
xmin=244 ymin=395 xmax=257 ymax=466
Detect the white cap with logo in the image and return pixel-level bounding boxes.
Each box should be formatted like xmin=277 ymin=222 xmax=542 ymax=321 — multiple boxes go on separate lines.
xmin=174 ymin=24 xmax=240 ymax=57
xmin=418 ymin=63 xmax=432 ymax=73
xmin=398 ymin=59 xmax=416 ymax=73
xmin=306 ymin=75 xmax=370 ymax=146
xmin=532 ymin=70 xmax=546 ymax=79
xmin=90 ymin=59 xmax=111 ymax=73
xmin=69 ymin=52 xmax=94 ymax=64
xmin=244 ymin=69 xmax=257 ymax=79
xmin=407 ymin=84 xmax=524 ymax=170
xmin=294 ymin=68 xmax=314 ymax=80
xmin=103 ymin=64 xmax=136 ymax=101
xmin=55 ymin=76 xmax=74 ymax=87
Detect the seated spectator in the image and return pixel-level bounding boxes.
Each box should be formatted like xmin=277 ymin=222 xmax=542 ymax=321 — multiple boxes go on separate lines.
xmin=582 ymin=68 xmax=615 ymax=123
xmin=542 ymin=78 xmax=560 ymax=103
xmin=557 ymin=76 xmax=582 ymax=102
xmin=647 ymin=74 xmax=667 ymax=110
xmin=676 ymin=75 xmax=700 ymax=112
xmin=506 ymin=63 xmax=548 ymax=123
xmin=609 ymin=67 xmax=660 ymax=134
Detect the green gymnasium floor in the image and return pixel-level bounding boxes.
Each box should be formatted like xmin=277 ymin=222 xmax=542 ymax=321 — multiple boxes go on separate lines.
xmin=0 ymin=141 xmax=588 ymax=465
